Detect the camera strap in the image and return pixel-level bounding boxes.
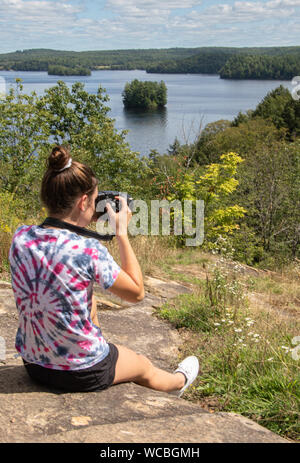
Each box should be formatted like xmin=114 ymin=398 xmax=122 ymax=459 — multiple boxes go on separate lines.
xmin=39 ymin=217 xmax=113 ymax=241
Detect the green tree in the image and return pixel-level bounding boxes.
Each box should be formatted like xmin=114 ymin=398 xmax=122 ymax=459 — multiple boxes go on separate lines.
xmin=40 ymin=80 xmax=148 ymax=194
xmin=251 ymin=85 xmax=292 ymax=129
xmin=0 ymin=79 xmax=148 ymax=219
xmin=0 ymin=79 xmax=51 ymax=205
xmin=233 ymin=138 xmax=300 ymax=261
xmin=233 ymin=85 xmax=300 ymax=139
xmin=161 ymin=151 xmax=246 ymax=244
xmin=195 ymin=119 xmax=284 ymax=165
xmin=282 ymin=98 xmax=300 ymax=139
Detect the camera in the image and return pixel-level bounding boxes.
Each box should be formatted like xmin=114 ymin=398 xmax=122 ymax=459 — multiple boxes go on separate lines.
xmin=40 ymin=191 xmax=134 ymax=243
xmin=94 ymin=191 xmax=134 ymax=220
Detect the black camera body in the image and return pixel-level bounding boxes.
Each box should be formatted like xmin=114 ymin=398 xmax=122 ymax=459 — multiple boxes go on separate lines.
xmin=94 ymin=191 xmax=134 ymax=220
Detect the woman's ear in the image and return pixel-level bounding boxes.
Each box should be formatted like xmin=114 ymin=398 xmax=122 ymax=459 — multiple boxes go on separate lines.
xmin=77 ymin=194 xmax=88 ymax=212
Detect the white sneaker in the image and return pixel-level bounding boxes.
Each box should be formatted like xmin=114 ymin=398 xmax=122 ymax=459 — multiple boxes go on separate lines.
xmin=172 ymin=356 xmax=199 ymax=398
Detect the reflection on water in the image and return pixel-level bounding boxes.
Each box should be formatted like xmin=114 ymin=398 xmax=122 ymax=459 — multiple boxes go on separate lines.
xmin=122 ymin=107 xmax=168 ymax=155
xmin=123 ymin=106 xmax=167 ymax=127
xmin=0 ymin=69 xmax=291 ymax=156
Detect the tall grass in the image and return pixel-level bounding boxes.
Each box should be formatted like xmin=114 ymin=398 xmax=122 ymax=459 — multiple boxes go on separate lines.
xmin=156 ymin=266 xmax=300 ymax=441
xmin=106 ymin=234 xmax=177 ymax=276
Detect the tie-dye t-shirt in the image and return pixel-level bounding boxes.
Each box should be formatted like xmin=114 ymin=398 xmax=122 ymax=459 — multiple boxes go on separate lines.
xmin=8 ymin=224 xmax=121 ymax=371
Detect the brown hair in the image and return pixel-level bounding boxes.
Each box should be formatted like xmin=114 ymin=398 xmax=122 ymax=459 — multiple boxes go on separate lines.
xmin=40 ymin=146 xmax=98 ymax=216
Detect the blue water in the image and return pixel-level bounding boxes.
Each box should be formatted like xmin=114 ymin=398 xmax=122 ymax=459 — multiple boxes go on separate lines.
xmin=0 ymin=70 xmax=292 ymax=156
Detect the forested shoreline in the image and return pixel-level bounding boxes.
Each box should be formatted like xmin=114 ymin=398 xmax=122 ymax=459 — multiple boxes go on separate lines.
xmin=219 ymin=54 xmax=300 ymax=80
xmin=1 ymin=47 xmax=300 ymax=79
xmin=48 ymin=65 xmax=91 ymax=76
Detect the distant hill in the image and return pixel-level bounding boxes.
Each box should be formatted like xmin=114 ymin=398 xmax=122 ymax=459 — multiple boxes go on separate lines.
xmin=145 ymin=46 xmax=300 ymax=79
xmin=0 ymin=48 xmax=203 ymax=73
xmin=145 ymin=48 xmax=235 ymax=74
xmin=1 ymin=47 xmax=300 ymax=79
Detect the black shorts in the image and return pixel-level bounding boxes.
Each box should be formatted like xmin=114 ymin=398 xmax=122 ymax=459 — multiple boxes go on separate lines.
xmin=22 ymin=343 xmax=119 ymax=393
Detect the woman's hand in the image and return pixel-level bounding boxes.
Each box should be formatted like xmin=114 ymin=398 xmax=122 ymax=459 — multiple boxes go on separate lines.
xmin=106 ymin=196 xmax=144 ymax=303
xmin=105 ymin=196 xmax=132 ymax=236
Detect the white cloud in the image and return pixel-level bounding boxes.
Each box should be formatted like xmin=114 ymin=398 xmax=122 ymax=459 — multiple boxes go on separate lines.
xmin=267 ymin=0 xmax=300 ymax=6
xmin=0 ymin=0 xmax=299 ymax=51
xmin=106 ymin=0 xmax=201 ymax=23
xmin=0 ymin=0 xmax=81 ymax=20
xmin=102 ymin=0 xmax=300 ymax=39
xmin=201 ymin=0 xmax=298 ymax=23
xmin=107 ymin=0 xmax=200 ymax=10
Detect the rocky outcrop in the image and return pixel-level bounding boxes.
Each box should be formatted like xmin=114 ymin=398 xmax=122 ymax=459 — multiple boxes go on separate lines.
xmin=0 ymin=278 xmax=288 ymax=443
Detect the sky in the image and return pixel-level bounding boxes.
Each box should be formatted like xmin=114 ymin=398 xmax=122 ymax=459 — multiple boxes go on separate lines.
xmin=0 ymin=0 xmax=299 ymax=53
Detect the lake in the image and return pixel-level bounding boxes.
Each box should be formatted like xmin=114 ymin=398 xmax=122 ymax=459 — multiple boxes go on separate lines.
xmin=0 ymin=69 xmax=292 ymax=156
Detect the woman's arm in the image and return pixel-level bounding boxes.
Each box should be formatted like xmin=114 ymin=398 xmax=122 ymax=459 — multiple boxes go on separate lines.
xmin=106 ymin=197 xmax=145 ymax=303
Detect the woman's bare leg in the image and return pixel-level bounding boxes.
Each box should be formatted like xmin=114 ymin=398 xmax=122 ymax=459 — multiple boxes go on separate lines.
xmin=113 ymin=344 xmax=185 ymax=392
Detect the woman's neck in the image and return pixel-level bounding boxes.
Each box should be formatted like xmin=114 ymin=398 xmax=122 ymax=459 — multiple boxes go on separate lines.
xmin=46 ymin=214 xmax=81 ymax=228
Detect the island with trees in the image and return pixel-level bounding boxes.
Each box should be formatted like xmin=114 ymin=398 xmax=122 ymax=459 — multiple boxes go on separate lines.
xmin=122 ymin=79 xmax=167 ymax=110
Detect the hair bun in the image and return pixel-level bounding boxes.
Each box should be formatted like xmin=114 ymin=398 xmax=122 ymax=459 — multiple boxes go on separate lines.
xmin=48 ymin=146 xmax=71 ymax=172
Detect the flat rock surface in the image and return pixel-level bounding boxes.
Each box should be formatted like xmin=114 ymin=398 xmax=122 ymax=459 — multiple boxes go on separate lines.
xmin=0 ymin=278 xmax=288 ymax=443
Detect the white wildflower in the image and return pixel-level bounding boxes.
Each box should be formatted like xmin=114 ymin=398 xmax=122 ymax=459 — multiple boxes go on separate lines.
xmin=267 ymin=357 xmax=274 ymax=361
xmin=214 ymin=322 xmax=221 ymax=326
xmin=234 ymin=328 xmax=242 ymax=333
